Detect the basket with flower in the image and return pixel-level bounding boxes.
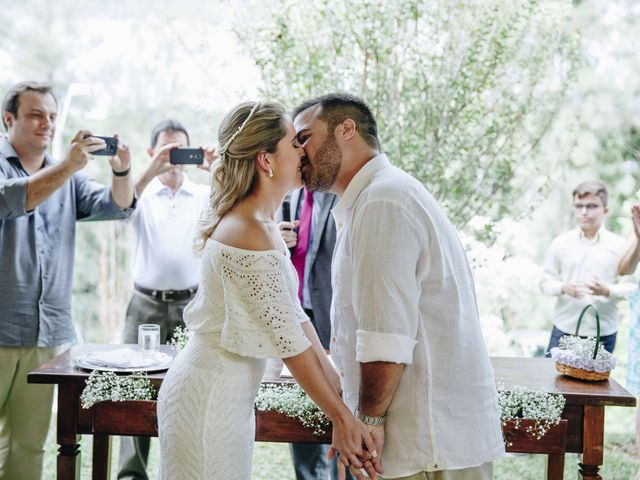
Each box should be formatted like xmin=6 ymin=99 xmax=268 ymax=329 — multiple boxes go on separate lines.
xmin=549 ymin=304 xmax=616 ymax=381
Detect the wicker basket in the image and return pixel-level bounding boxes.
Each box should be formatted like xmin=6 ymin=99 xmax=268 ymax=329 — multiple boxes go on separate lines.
xmin=554 ymin=361 xmax=610 ymax=381
xmin=553 ymin=304 xmax=611 ymax=382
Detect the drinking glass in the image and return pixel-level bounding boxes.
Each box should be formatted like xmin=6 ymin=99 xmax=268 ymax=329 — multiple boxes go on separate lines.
xmin=138 ymin=324 xmax=160 ymax=357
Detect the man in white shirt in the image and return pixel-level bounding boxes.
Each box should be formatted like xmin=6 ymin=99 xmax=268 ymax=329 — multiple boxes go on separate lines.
xmin=541 ymin=181 xmax=637 ymax=355
xmin=118 ymin=119 xmax=212 ymax=480
xmin=293 ymin=93 xmax=504 ymax=480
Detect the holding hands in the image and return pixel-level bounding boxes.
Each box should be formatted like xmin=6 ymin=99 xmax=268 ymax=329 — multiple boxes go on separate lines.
xmin=330 ymin=415 xmax=383 ymax=480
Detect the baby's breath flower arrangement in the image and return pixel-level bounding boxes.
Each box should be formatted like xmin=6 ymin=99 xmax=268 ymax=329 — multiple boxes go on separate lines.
xmin=168 ymin=325 xmax=191 ymax=351
xmin=557 ymin=335 xmax=615 ymax=361
xmin=497 ymin=384 xmax=565 ymax=446
xmin=255 ymin=384 xmax=330 ymax=436
xmin=550 ymin=305 xmax=617 ymax=381
xmin=80 ymin=371 xmax=157 ymax=409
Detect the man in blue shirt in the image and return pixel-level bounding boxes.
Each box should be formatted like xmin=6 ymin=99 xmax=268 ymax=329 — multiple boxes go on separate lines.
xmin=0 ymin=81 xmax=136 ymax=480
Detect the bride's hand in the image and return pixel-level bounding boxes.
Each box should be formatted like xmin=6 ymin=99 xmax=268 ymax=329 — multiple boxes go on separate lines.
xmin=329 ymin=415 xmax=383 ymax=480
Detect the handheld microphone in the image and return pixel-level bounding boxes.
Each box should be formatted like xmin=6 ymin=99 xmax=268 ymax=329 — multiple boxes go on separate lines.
xmin=282 ymin=192 xmax=292 ymax=223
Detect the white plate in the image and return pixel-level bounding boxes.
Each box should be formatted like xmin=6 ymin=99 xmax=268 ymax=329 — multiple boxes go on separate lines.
xmin=74 ymin=351 xmax=173 ymax=373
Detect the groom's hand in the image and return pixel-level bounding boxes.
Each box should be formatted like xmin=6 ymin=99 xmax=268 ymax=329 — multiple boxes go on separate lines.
xmin=361 ymin=424 xmax=385 ymax=477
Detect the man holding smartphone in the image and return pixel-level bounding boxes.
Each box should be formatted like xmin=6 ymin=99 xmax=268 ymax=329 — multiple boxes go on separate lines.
xmin=0 ymin=81 xmax=136 ymax=480
xmin=118 ymin=119 xmax=213 ymax=480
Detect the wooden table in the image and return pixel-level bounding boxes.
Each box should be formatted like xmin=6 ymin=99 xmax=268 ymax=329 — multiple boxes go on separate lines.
xmin=28 ymin=346 xmax=636 ymax=480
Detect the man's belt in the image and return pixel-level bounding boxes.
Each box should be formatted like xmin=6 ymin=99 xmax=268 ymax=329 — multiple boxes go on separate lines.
xmin=134 ymin=284 xmax=197 ymax=303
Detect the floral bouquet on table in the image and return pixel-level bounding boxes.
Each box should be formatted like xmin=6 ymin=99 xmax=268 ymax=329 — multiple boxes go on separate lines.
xmin=550 ymin=304 xmax=617 ymax=381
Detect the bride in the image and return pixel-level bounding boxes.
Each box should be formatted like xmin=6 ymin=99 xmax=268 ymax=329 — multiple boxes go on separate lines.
xmin=157 ymin=101 xmax=380 ymax=480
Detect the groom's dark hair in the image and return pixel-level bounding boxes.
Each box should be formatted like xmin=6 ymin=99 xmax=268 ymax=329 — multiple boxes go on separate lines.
xmin=293 ymin=93 xmax=380 ymax=150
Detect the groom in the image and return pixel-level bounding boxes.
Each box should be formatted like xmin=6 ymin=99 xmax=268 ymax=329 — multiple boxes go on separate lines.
xmin=293 ymin=93 xmax=504 ymax=479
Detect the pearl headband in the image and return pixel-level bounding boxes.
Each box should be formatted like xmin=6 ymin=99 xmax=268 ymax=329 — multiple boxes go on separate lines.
xmin=218 ymin=102 xmax=261 ymax=156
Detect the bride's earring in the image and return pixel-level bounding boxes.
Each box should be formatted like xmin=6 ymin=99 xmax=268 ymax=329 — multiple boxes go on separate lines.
xmin=268 ymin=168 xmax=274 ymax=178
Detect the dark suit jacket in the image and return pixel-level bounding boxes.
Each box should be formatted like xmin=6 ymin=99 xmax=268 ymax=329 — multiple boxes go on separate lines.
xmin=282 ymin=189 xmax=337 ymax=349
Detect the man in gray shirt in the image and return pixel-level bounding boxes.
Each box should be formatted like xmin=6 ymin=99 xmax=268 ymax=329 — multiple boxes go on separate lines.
xmin=0 ymin=81 xmax=136 ymax=480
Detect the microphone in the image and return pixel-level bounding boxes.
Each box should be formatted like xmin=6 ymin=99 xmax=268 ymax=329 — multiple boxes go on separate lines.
xmin=282 ymin=192 xmax=292 ymax=223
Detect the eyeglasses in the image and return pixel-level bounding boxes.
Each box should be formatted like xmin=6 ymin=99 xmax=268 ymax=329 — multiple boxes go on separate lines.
xmin=573 ymin=203 xmax=601 ymax=211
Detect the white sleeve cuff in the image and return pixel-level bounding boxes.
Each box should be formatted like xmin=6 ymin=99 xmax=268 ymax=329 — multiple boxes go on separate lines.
xmin=609 ymin=281 xmax=638 ymax=299
xmin=540 ymin=280 xmax=563 ymax=296
xmin=355 ymin=330 xmax=417 ymax=364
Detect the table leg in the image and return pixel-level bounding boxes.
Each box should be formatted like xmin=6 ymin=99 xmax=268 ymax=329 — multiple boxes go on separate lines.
xmin=578 ymin=404 xmax=604 ymax=480
xmin=546 ymin=453 xmax=564 ymax=480
xmin=57 ymin=384 xmax=81 ymax=480
xmin=92 ymin=433 xmax=111 ymax=480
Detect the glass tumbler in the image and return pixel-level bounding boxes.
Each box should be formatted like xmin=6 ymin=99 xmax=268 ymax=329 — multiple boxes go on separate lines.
xmin=138 ymin=324 xmax=160 ymax=357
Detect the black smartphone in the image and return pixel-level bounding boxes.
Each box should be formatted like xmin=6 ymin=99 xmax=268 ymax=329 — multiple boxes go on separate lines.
xmin=87 ymin=136 xmax=118 ymax=156
xmin=170 ymin=147 xmax=204 ymax=165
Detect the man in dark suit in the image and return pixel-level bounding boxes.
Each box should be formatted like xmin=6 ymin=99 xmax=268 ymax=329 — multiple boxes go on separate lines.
xmin=280 ymin=188 xmax=351 ymax=480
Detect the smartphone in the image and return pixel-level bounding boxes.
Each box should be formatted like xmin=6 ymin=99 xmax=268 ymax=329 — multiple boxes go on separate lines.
xmin=87 ymin=136 xmax=118 ymax=156
xmin=170 ymin=147 xmax=204 ymax=165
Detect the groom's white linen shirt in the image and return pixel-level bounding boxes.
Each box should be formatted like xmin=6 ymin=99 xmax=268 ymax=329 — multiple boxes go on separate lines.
xmin=540 ymin=226 xmax=637 ymax=336
xmin=330 ymin=154 xmax=504 ymax=478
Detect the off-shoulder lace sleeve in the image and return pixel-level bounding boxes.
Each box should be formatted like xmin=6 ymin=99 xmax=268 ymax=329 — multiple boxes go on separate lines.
xmin=217 ymin=248 xmax=311 ymax=359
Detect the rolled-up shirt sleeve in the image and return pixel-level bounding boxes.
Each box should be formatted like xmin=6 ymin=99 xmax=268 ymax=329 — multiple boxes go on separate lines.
xmin=0 ymin=172 xmax=30 ymax=220
xmin=350 ymin=200 xmax=421 ymax=365
xmin=74 ymin=171 xmax=135 ymax=221
xmin=356 ymin=330 xmax=417 ymax=363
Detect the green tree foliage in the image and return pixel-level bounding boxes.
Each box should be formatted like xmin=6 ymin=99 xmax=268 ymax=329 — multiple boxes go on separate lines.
xmin=233 ymin=0 xmax=580 ymax=228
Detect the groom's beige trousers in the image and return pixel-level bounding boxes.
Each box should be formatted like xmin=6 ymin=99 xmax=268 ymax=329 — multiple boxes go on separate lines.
xmin=382 ymin=461 xmax=493 ymax=480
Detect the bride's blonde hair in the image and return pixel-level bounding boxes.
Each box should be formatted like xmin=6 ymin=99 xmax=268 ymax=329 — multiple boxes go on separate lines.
xmin=195 ymin=101 xmax=287 ymax=250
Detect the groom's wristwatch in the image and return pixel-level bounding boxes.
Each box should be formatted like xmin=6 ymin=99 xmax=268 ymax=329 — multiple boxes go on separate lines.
xmin=356 ymin=409 xmax=386 ymax=427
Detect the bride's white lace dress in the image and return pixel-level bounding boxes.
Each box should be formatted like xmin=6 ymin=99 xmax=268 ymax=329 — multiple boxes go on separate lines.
xmin=157 ymin=240 xmax=310 ymax=480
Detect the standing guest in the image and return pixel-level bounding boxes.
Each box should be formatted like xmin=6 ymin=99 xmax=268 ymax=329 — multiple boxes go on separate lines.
xmin=616 ymin=204 xmax=640 ymax=456
xmin=157 ymin=101 xmax=380 ymax=480
xmin=117 ymin=119 xmax=213 ymax=480
xmin=541 ymin=181 xmax=637 ymax=355
xmin=0 ymin=81 xmax=135 ymax=480
xmin=279 ymin=188 xmax=351 ymax=480
xmin=293 ymin=93 xmax=504 ymax=479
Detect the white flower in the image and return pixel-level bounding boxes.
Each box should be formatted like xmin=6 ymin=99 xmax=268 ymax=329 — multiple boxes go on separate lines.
xmin=558 ymin=335 xmax=614 ymax=361
xmin=168 ymin=325 xmax=191 ymax=351
xmin=80 ymin=370 xmax=157 ymax=409
xmin=497 ymin=384 xmax=565 ymax=444
xmin=255 ymin=384 xmax=330 ymax=436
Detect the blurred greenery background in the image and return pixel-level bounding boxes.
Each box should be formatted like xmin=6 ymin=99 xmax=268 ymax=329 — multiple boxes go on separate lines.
xmin=2 ymin=0 xmax=639 ymax=477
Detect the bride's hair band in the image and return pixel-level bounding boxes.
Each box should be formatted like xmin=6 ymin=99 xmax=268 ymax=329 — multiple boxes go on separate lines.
xmin=218 ymin=102 xmax=261 ymax=156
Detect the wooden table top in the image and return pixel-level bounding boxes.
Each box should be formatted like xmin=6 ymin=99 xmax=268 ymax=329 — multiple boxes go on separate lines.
xmin=27 ymin=343 xmax=177 ymax=387
xmin=27 ymin=344 xmax=636 ymax=407
xmin=492 ymin=356 xmax=635 ymax=407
